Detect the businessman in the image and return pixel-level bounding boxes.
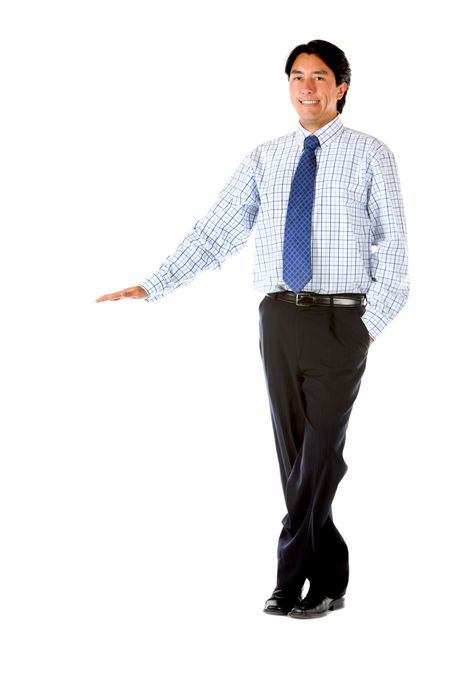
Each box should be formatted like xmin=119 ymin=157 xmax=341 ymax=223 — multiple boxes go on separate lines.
xmin=96 ymin=39 xmax=409 ymax=619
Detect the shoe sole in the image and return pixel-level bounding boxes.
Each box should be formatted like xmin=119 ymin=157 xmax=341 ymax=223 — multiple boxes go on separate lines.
xmin=287 ymin=597 xmax=345 ymax=619
xmin=263 ymin=607 xmax=290 ymax=616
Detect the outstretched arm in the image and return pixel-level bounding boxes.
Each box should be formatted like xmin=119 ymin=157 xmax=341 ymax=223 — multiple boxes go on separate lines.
xmin=95 ymin=152 xmax=260 ymax=305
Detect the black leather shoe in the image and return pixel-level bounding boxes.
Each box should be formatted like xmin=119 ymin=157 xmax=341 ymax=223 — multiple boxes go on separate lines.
xmin=288 ymin=592 xmax=345 ymax=619
xmin=263 ymin=587 xmax=302 ymax=616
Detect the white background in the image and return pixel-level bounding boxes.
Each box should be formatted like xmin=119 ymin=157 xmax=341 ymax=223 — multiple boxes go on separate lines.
xmin=1 ymin=0 xmax=448 ymax=673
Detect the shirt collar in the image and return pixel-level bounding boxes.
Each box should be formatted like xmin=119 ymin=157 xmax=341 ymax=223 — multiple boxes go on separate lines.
xmin=295 ymin=114 xmax=344 ymax=148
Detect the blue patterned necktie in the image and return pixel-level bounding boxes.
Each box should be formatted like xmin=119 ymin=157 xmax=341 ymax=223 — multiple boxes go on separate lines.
xmin=282 ymin=134 xmax=320 ymax=292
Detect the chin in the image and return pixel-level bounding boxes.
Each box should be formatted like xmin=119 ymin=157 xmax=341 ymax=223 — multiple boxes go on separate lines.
xmin=300 ymin=115 xmax=319 ymax=124
xmin=298 ymin=108 xmax=320 ymax=119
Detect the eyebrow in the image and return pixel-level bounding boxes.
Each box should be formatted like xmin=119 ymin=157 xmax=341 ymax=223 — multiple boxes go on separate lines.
xmin=290 ymin=69 xmax=328 ymax=75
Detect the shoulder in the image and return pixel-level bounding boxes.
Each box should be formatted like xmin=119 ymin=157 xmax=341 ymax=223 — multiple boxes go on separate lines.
xmin=246 ymin=131 xmax=298 ymax=166
xmin=340 ymin=126 xmax=395 ymax=160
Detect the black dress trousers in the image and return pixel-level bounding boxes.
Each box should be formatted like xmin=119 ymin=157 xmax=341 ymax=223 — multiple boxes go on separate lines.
xmin=259 ymin=295 xmax=370 ymax=598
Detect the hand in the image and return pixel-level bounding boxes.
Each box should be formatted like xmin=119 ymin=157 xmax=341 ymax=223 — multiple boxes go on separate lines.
xmin=95 ymin=285 xmax=149 ymax=302
xmin=369 ymin=336 xmax=375 ymax=346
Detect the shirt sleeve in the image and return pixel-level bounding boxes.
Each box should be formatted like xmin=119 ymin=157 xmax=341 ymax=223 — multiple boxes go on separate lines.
xmin=139 ymin=153 xmax=260 ymax=302
xmin=361 ymin=146 xmax=409 ymax=339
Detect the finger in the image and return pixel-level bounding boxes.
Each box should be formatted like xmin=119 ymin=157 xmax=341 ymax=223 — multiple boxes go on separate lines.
xmin=95 ymin=292 xmax=125 ymax=302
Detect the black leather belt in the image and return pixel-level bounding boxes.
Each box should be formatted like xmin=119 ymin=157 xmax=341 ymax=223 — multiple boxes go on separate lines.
xmin=266 ymin=292 xmax=366 ymax=307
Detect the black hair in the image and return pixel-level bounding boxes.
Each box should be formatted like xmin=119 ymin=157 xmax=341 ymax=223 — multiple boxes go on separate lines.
xmin=284 ymin=39 xmax=351 ymax=113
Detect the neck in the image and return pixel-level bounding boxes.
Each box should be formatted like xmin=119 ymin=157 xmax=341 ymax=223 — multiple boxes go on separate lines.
xmin=299 ymin=113 xmax=338 ymax=133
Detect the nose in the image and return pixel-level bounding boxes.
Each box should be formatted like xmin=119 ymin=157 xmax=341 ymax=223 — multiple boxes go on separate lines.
xmin=301 ymin=78 xmax=315 ymax=94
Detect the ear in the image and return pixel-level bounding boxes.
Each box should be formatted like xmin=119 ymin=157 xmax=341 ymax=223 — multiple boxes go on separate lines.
xmin=337 ymin=82 xmax=348 ymax=100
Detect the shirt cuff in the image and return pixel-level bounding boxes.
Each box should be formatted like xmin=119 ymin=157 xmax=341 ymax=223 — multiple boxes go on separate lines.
xmin=138 ymin=281 xmax=156 ymax=302
xmin=361 ymin=308 xmax=389 ymax=340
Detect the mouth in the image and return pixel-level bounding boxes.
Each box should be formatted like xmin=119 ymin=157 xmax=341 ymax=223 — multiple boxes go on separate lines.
xmin=300 ymin=100 xmax=320 ymax=105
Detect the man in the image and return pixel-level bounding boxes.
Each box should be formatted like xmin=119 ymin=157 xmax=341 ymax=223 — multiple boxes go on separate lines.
xmin=96 ymin=40 xmax=408 ymax=619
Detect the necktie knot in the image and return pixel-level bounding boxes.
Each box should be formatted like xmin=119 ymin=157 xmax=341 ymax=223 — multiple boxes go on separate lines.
xmin=303 ymin=135 xmax=320 ymax=152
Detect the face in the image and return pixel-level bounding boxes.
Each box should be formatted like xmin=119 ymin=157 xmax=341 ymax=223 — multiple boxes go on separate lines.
xmin=289 ymin=53 xmax=348 ymax=132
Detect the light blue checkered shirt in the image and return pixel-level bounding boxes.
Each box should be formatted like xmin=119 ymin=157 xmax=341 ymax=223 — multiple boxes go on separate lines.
xmin=140 ymin=115 xmax=408 ymax=338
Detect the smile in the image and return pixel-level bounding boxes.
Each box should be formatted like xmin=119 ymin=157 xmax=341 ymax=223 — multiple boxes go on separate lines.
xmin=300 ymin=100 xmax=319 ymax=105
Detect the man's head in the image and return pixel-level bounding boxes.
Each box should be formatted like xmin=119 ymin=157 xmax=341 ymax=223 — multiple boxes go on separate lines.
xmin=285 ymin=40 xmax=351 ymax=132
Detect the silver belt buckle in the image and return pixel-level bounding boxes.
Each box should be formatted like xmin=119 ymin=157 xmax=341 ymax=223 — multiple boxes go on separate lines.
xmin=295 ymin=292 xmax=315 ymax=307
